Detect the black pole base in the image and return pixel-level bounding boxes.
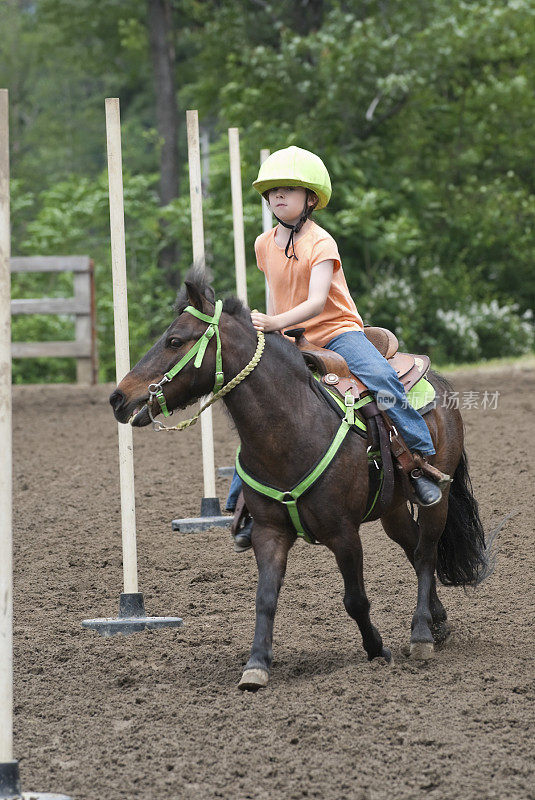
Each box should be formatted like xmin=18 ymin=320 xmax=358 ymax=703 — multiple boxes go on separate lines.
xmin=0 ymin=761 xmax=19 ymax=799
xmin=200 ymin=496 xmax=222 ymax=517
xmin=82 ymin=592 xmax=183 ymax=637
xmin=0 ymin=759 xmax=72 ymax=799
xmin=119 ymin=591 xmax=145 ymax=618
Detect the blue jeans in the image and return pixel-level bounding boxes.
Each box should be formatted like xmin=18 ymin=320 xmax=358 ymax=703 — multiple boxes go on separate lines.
xmin=326 ymin=330 xmax=435 ymax=454
xmin=226 ymin=328 xmax=435 ymax=507
xmin=226 ymin=469 xmax=243 ymax=511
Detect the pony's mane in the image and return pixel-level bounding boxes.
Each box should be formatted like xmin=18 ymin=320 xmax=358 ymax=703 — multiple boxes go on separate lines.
xmin=173 ymin=265 xmax=249 ymax=320
xmin=222 ymin=296 xmax=248 ymax=317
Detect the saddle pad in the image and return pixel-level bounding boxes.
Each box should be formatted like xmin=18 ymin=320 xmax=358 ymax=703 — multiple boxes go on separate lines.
xmin=318 ymin=372 xmax=435 ymax=415
xmin=406 ymin=377 xmax=436 ymax=412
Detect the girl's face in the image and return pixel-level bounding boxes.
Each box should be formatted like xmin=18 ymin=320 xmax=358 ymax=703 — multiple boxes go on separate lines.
xmin=268 ymin=186 xmax=311 ymax=223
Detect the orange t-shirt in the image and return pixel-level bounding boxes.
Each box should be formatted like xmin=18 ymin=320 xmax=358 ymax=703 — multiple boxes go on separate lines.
xmin=254 ymin=220 xmax=364 ymax=347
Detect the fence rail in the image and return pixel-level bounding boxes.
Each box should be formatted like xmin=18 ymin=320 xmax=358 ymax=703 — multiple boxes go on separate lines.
xmin=10 ymin=255 xmax=98 ymax=384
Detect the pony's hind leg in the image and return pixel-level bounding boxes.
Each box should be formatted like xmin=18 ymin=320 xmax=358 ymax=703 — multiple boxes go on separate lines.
xmin=408 ymin=498 xmax=451 ymax=658
xmin=328 ymin=524 xmax=392 ymax=664
xmin=381 ymin=502 xmax=451 ymax=648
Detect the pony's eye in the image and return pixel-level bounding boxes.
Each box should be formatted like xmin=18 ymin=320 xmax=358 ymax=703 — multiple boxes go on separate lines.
xmin=168 ymin=337 xmax=182 ymax=349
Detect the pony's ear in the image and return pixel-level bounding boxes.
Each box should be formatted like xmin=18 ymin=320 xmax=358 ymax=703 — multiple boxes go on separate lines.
xmin=185 ymin=281 xmax=205 ymax=311
xmin=204 ymin=284 xmax=215 ymax=304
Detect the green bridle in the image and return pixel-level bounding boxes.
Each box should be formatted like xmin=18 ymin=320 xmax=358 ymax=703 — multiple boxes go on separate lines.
xmin=148 ymin=300 xmax=224 ymax=419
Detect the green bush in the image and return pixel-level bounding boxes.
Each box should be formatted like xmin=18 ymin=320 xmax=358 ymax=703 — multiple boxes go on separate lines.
xmin=361 ymin=266 xmax=535 ymax=364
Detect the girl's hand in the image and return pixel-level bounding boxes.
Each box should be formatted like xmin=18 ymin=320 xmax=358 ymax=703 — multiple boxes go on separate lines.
xmin=251 ymin=311 xmax=280 ymax=332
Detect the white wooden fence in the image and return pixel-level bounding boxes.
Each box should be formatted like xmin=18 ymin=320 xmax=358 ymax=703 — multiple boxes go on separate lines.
xmin=10 ymin=255 xmax=98 ymax=383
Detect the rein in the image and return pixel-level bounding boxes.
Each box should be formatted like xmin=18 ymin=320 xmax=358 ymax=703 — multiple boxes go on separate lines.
xmin=141 ymin=300 xmax=265 ymax=432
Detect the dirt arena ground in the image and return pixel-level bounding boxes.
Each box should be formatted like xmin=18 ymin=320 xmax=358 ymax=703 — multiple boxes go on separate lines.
xmin=11 ymin=361 xmax=534 ymax=800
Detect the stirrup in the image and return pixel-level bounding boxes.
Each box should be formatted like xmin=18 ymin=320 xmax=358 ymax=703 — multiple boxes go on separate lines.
xmin=412 ymin=453 xmax=452 ymax=489
xmin=409 ymin=469 xmax=443 ymax=507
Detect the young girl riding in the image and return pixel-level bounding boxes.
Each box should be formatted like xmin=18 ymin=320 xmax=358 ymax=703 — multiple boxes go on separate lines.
xmin=228 ymin=146 xmax=441 ymax=549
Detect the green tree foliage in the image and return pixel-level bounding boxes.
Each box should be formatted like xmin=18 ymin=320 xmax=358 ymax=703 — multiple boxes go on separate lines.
xmin=3 ymin=0 xmax=534 ymax=381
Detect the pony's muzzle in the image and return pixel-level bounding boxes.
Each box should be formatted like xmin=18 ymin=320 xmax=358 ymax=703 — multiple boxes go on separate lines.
xmin=109 ymin=388 xmax=126 ymax=412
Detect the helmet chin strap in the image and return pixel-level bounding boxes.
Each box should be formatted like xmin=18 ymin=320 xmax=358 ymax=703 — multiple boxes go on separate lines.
xmin=273 ymin=198 xmax=310 ymax=260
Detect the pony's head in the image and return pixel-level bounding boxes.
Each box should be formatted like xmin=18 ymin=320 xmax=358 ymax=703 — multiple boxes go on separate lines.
xmin=109 ymin=271 xmax=249 ymax=426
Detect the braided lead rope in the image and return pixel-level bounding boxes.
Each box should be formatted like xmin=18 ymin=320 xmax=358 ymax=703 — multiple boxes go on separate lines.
xmin=149 ymin=329 xmax=265 ymax=432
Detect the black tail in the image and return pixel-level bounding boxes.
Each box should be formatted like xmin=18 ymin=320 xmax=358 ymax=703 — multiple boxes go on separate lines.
xmin=437 ymin=448 xmax=491 ymax=587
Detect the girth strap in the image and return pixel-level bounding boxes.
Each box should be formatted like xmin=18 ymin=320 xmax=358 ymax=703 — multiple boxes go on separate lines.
xmin=236 ymin=418 xmax=352 ymax=543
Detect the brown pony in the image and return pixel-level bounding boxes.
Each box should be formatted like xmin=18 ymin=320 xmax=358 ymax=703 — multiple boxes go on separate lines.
xmin=110 ymin=274 xmax=490 ymax=691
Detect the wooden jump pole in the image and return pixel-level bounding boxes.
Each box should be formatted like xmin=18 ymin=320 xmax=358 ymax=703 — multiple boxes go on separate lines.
xmin=0 ymin=86 xmax=72 ymax=800
xmin=260 ymin=148 xmax=272 ymax=233
xmin=260 ymin=148 xmax=272 ymax=306
xmin=171 ymin=112 xmax=232 ymax=531
xmin=187 ymin=110 xmax=218 ymax=510
xmin=0 ymin=87 xmax=14 ymax=774
xmin=105 ymin=97 xmax=138 ymax=596
xmin=228 ymin=128 xmax=248 ymax=305
xmin=83 ymin=98 xmax=183 ymax=632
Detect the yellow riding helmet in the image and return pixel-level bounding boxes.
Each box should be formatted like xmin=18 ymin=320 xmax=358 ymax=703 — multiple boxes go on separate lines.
xmin=252 ymin=146 xmax=332 ymax=210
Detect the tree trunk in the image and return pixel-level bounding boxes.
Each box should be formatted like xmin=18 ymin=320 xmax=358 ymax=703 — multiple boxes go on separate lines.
xmin=291 ymin=0 xmax=324 ymax=35
xmin=147 ymin=0 xmax=180 ymax=287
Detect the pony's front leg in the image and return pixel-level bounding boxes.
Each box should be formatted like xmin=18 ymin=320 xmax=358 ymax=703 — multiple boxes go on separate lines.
xmin=238 ymin=525 xmax=295 ymax=691
xmin=328 ymin=523 xmax=392 ymax=663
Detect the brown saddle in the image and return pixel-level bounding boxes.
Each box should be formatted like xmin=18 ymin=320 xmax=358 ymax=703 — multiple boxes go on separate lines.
xmin=284 ymin=325 xmax=430 ymax=399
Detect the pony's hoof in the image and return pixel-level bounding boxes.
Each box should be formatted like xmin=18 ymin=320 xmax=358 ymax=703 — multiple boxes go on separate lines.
xmin=238 ymin=668 xmax=269 ymax=691
xmin=433 ymin=621 xmax=454 ymax=648
xmin=369 ymin=647 xmax=394 ymax=666
xmin=410 ymin=641 xmax=434 ymax=660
